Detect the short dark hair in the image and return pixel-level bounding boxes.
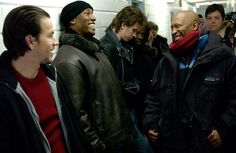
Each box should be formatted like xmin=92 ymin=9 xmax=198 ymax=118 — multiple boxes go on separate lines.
xmin=109 ymin=6 xmax=147 ymax=33
xmin=2 ymin=5 xmax=50 ymax=59
xmin=147 ymin=21 xmax=158 ymax=31
xmin=205 ymin=4 xmax=225 ymax=19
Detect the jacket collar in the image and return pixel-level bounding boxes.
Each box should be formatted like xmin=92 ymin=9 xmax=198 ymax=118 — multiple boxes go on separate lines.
xmin=105 ymin=27 xmax=134 ymax=63
xmin=60 ymin=28 xmax=102 ymax=56
xmin=0 ymin=51 xmax=17 ymax=89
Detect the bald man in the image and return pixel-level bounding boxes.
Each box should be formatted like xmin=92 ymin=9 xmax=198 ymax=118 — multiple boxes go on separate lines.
xmin=143 ymin=10 xmax=236 ymax=153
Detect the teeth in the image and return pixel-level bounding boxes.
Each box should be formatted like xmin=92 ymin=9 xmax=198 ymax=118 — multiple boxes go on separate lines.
xmin=89 ymin=24 xmax=95 ymax=28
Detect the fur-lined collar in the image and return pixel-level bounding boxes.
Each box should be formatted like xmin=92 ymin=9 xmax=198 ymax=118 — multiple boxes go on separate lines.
xmin=59 ymin=31 xmax=102 ymax=56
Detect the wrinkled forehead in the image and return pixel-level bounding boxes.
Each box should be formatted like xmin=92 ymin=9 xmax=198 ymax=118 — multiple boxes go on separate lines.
xmin=172 ymin=11 xmax=197 ymax=26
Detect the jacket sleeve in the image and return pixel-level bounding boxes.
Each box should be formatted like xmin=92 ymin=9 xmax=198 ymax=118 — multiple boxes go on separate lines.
xmin=54 ymin=62 xmax=105 ymax=152
xmin=215 ymin=56 xmax=236 ymax=144
xmin=142 ymin=64 xmax=161 ymax=133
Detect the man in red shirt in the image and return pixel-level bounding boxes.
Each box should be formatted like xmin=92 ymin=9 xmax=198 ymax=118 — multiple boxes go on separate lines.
xmin=0 ymin=5 xmax=92 ymax=153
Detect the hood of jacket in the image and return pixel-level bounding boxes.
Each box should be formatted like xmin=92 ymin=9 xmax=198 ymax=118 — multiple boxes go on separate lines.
xmin=196 ymin=31 xmax=234 ymax=65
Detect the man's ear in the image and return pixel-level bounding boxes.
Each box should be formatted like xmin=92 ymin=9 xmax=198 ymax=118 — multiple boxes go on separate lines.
xmin=69 ymin=18 xmax=76 ymax=25
xmin=121 ymin=23 xmax=126 ymax=30
xmin=193 ymin=20 xmax=199 ymax=31
xmin=25 ymin=35 xmax=36 ymax=50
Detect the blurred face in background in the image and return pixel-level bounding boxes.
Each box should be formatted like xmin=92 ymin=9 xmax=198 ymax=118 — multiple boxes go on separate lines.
xmin=150 ymin=29 xmax=157 ymax=39
xmin=148 ymin=29 xmax=157 ymax=43
xmin=134 ymin=25 xmax=146 ymax=44
xmin=206 ymin=11 xmax=224 ymax=32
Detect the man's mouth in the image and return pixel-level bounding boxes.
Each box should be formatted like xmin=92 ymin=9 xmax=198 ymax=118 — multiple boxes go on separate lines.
xmin=89 ymin=23 xmax=95 ymax=29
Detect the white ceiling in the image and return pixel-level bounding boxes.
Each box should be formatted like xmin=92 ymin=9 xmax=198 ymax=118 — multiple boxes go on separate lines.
xmin=184 ymin=0 xmax=209 ymax=2
xmin=183 ymin=0 xmax=234 ymax=9
xmin=184 ymin=0 xmax=227 ymax=2
xmin=183 ymin=0 xmax=231 ymax=5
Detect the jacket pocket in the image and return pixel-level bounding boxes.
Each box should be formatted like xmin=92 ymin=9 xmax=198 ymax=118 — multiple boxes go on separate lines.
xmin=203 ymin=75 xmax=224 ymax=86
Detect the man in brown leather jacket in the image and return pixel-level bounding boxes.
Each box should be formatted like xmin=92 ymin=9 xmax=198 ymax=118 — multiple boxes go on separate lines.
xmin=52 ymin=1 xmax=134 ymax=153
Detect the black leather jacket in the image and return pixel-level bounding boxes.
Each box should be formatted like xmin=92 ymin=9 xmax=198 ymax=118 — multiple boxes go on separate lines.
xmin=100 ymin=28 xmax=140 ymax=106
xmin=52 ymin=29 xmax=133 ymax=152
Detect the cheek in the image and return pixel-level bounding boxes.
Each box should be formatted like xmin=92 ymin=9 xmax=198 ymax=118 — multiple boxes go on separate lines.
xmin=125 ymin=28 xmax=132 ymax=35
xmin=218 ymin=21 xmax=224 ymax=27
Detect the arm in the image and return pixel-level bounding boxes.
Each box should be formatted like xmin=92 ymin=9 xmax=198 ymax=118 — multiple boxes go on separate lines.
xmin=142 ymin=64 xmax=162 ymax=141
xmin=0 ymin=91 xmax=15 ymax=153
xmin=211 ymin=56 xmax=236 ymax=148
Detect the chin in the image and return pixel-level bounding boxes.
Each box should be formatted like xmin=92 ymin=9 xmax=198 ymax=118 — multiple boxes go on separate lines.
xmin=42 ymin=55 xmax=53 ymax=64
xmin=84 ymin=32 xmax=95 ymax=37
xmin=88 ymin=29 xmax=95 ymax=35
xmin=210 ymin=27 xmax=218 ymax=32
xmin=42 ymin=59 xmax=52 ymax=64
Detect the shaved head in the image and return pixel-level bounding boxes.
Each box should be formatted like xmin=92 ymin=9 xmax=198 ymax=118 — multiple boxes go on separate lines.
xmin=173 ymin=10 xmax=199 ymax=26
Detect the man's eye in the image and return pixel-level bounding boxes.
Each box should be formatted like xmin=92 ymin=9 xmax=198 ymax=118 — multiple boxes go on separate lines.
xmin=175 ymin=25 xmax=181 ymax=29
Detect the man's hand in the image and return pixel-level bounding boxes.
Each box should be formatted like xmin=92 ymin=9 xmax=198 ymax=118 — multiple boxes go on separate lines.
xmin=146 ymin=129 xmax=159 ymax=143
xmin=207 ymin=129 xmax=222 ymax=148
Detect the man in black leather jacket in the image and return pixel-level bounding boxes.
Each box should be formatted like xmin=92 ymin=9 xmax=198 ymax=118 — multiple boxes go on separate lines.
xmin=52 ymin=1 xmax=134 ymax=153
xmin=100 ymin=6 xmax=154 ymax=153
xmin=100 ymin=6 xmax=147 ymax=104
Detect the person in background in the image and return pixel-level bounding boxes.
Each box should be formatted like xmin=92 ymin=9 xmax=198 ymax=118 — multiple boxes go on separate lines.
xmin=129 ymin=23 xmax=160 ymax=126
xmin=143 ymin=10 xmax=236 ymax=153
xmin=100 ymin=6 xmax=154 ymax=153
xmin=129 ymin=23 xmax=163 ymax=153
xmin=0 ymin=5 xmax=92 ymax=153
xmin=131 ymin=21 xmax=169 ymax=153
xmin=146 ymin=21 xmax=169 ymax=55
xmin=198 ymin=17 xmax=210 ymax=36
xmin=52 ymin=1 xmax=134 ymax=153
xmin=205 ymin=3 xmax=235 ymax=50
xmin=225 ymin=11 xmax=236 ymax=53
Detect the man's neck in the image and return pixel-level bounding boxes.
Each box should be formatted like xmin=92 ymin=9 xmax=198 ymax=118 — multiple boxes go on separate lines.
xmin=12 ymin=55 xmax=40 ymax=79
xmin=112 ymin=28 xmax=121 ymax=41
